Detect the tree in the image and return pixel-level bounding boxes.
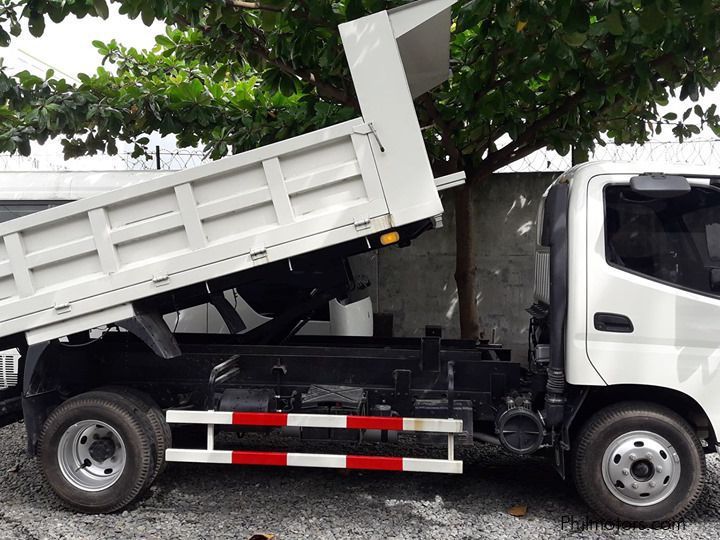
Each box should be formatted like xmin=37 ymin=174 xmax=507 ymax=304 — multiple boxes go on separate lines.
xmin=0 ymin=0 xmax=719 ymax=338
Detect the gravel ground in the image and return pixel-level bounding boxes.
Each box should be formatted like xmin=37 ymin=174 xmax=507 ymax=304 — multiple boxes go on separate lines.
xmin=0 ymin=421 xmax=718 ymax=540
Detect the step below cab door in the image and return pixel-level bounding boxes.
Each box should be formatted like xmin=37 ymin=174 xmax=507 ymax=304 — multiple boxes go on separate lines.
xmin=585 ymin=174 xmax=720 ymax=430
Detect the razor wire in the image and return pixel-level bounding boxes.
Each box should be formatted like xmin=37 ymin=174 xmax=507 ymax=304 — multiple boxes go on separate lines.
xmin=0 ymin=139 xmax=719 ymax=173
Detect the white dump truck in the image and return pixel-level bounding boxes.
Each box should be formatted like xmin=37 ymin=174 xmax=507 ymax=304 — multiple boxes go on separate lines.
xmin=0 ymin=0 xmax=716 ymax=525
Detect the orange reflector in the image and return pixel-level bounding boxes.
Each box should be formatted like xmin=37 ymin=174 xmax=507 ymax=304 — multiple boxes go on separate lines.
xmin=380 ymin=231 xmax=400 ymax=245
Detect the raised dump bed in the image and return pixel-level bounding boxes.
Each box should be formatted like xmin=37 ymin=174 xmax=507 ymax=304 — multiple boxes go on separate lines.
xmin=0 ymin=0 xmax=461 ymax=350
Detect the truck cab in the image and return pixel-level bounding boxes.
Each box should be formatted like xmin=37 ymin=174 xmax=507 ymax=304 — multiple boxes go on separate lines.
xmin=531 ymin=161 xmax=719 ymax=523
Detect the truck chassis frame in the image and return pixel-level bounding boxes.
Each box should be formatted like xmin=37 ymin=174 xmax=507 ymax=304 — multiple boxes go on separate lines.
xmin=21 ymin=331 xmax=522 ymax=457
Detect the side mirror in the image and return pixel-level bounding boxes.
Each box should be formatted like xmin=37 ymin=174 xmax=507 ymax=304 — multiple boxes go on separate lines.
xmin=710 ymin=268 xmax=720 ymax=292
xmin=630 ymin=174 xmax=691 ymax=198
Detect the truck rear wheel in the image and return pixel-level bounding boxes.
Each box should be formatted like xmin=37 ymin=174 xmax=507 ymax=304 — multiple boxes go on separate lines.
xmin=99 ymin=386 xmax=171 ymax=482
xmin=573 ymin=401 xmax=705 ymax=524
xmin=38 ymin=391 xmax=156 ymax=513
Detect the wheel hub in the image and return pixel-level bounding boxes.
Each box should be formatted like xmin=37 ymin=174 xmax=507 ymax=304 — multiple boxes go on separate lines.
xmin=601 ymin=430 xmax=680 ymax=506
xmin=630 ymin=459 xmax=654 ymax=481
xmin=88 ymin=438 xmax=116 ymax=462
xmin=57 ymin=420 xmax=127 ymax=492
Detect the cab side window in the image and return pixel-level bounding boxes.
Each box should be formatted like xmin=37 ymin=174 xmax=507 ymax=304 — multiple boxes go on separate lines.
xmin=605 ymin=185 xmax=720 ymax=295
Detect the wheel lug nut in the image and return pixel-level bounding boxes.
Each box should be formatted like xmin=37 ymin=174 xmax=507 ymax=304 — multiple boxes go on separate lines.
xmin=632 ymin=482 xmax=638 ymax=489
xmin=622 ymin=468 xmax=630 ymax=476
xmin=646 ymin=452 xmax=653 ymax=460
xmin=629 ymin=453 xmax=637 ymax=461
xmin=656 ymin=466 xmax=662 ymax=473
xmin=649 ymin=481 xmax=656 ymax=487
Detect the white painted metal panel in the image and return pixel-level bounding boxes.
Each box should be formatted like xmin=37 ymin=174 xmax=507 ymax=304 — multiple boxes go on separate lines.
xmin=561 ymin=161 xmax=720 ymax=436
xmin=388 ymin=0 xmax=455 ymax=98
xmin=165 ymin=410 xmax=234 ymax=425
xmin=286 ymin=453 xmax=346 ymax=468
xmin=165 ymin=448 xmax=232 ymax=465
xmin=402 ymin=458 xmax=462 ymax=474
xmin=339 ymin=6 xmax=445 ymax=227
xmin=0 ymin=170 xmax=169 ymax=201
xmin=402 ymin=417 xmax=463 ymax=433
xmin=0 ymin=119 xmax=397 ymax=344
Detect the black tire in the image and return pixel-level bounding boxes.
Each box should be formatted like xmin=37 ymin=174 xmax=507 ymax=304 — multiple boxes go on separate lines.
xmin=99 ymin=386 xmax=171 ymax=481
xmin=573 ymin=401 xmax=705 ymax=524
xmin=38 ymin=390 xmax=156 ymax=514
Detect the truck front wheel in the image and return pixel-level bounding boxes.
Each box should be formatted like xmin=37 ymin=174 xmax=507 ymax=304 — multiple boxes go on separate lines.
xmin=573 ymin=401 xmax=705 ymax=524
xmin=38 ymin=391 xmax=156 ymax=513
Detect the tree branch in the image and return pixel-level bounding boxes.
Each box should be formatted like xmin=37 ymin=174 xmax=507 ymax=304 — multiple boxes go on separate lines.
xmin=418 ymin=94 xmax=464 ymax=173
xmin=226 ymin=1 xmax=283 ymax=12
xmin=473 ymin=52 xmax=678 ymax=177
xmin=236 ymin=21 xmax=358 ymax=110
xmin=210 ymin=17 xmax=359 ymax=111
xmin=471 ymin=140 xmax=547 ymax=181
xmin=248 ymin=43 xmax=359 ymax=110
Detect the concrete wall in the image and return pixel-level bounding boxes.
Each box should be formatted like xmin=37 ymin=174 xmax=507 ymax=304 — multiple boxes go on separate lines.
xmin=352 ymin=172 xmax=557 ymax=360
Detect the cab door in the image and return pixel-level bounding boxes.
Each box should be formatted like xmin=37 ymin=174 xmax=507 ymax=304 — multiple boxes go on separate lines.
xmin=585 ymin=174 xmax=720 ymax=427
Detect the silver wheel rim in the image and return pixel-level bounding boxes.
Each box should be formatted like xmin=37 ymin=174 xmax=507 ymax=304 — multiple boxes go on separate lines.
xmin=57 ymin=420 xmax=126 ymax=492
xmin=601 ymin=430 xmax=680 ymax=506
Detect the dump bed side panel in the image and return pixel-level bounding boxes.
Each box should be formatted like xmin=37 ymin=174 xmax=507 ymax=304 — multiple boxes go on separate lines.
xmin=0 ymin=118 xmax=395 ymax=344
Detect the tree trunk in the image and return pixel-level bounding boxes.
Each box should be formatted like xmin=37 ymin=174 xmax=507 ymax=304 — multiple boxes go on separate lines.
xmin=454 ymin=182 xmax=480 ymax=339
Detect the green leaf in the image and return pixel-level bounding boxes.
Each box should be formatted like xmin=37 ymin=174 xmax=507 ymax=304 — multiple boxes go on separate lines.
xmin=93 ymin=0 xmax=109 ymax=19
xmin=141 ymin=7 xmax=155 ymax=27
xmin=564 ymin=1 xmax=590 ymax=33
xmin=464 ymin=0 xmax=492 ymax=19
xmin=212 ymin=64 xmax=227 ymax=83
xmin=639 ymin=5 xmax=664 ymax=34
xmin=605 ymin=10 xmax=624 ymax=36
xmin=563 ymin=32 xmax=586 ymax=47
xmin=17 ymin=139 xmax=31 ymax=157
xmin=28 ymin=15 xmax=45 ymax=38
xmin=106 ymin=138 xmax=118 ymax=155
xmin=278 ymin=76 xmax=296 ymax=97
xmin=345 ymin=0 xmax=365 ymax=20
xmin=155 ymin=35 xmax=175 ymax=48
xmin=189 ymin=78 xmax=204 ymax=99
xmin=680 ymin=79 xmax=699 ymax=101
xmin=9 ymin=21 xmax=21 ymax=38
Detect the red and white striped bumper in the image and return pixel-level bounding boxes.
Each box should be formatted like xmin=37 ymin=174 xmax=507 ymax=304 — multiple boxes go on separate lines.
xmin=165 ymin=410 xmax=464 ymax=474
xmin=166 ymin=449 xmax=462 ymax=474
xmin=165 ymin=410 xmax=463 ymax=433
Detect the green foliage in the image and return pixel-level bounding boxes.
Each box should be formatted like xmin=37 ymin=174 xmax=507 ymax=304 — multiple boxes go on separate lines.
xmin=0 ymin=26 xmax=356 ymax=158
xmin=441 ymin=0 xmax=720 ymax=175
xmin=0 ymin=0 xmax=718 ymax=176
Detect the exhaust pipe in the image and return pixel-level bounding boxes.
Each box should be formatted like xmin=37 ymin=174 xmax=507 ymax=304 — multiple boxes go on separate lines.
xmin=541 ymin=183 xmax=570 ymax=427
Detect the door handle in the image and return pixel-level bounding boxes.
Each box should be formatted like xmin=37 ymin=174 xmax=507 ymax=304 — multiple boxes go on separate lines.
xmin=594 ymin=312 xmax=634 ymax=333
